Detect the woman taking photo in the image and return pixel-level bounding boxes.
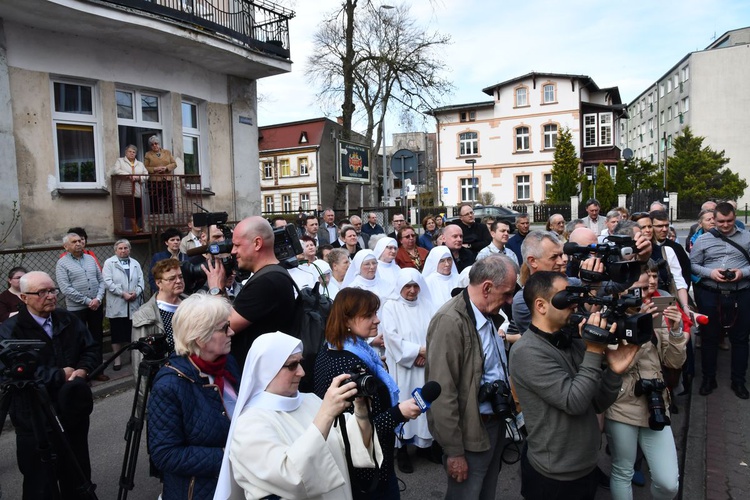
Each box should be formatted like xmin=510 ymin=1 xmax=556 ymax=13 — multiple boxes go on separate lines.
xmin=604 ymin=262 xmax=688 ymax=499
xmin=148 ymin=293 xmax=240 ymax=500
xmin=102 ymin=239 xmax=144 ymax=370
xmin=395 ymin=226 xmax=428 ymax=271
xmin=315 ymin=288 xmax=421 ymax=499
xmin=215 ymin=331 xmax=380 ymax=500
xmin=0 ymin=266 xmax=26 ymax=323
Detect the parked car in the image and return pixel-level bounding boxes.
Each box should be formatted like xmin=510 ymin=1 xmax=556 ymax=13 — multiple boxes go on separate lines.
xmin=445 ymin=204 xmax=521 ymax=233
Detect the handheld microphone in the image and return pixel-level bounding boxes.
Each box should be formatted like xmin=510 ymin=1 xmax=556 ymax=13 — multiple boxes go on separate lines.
xmin=412 ymin=381 xmax=441 ymax=413
xmin=692 ymin=312 xmax=709 ymax=326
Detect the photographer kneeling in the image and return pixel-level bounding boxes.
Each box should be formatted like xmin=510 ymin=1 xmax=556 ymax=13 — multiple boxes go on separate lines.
xmin=510 ymin=271 xmax=639 ymax=500
xmin=215 ymin=331 xmax=381 ymax=500
xmin=604 ymin=262 xmax=687 ymax=499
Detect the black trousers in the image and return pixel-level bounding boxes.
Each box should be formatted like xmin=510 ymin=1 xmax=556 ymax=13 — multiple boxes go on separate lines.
xmin=520 ymin=445 xmax=598 ymax=500
xmin=70 ymin=307 xmax=104 ymax=365
xmin=16 ymin=417 xmax=92 ymax=500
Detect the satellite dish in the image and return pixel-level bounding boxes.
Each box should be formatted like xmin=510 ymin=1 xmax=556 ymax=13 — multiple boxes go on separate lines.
xmin=622 ymin=148 xmax=634 ymax=160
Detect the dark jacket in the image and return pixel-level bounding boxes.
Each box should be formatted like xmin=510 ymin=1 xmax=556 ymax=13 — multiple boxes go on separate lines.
xmin=452 ymin=220 xmax=492 ymax=255
xmin=0 ymin=305 xmax=98 ymax=429
xmin=147 ymin=354 xmax=240 ymax=500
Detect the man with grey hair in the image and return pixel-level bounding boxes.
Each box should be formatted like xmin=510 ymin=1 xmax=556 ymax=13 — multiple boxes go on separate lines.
xmin=582 ymin=198 xmax=606 ymax=235
xmin=649 ymin=201 xmax=667 ymax=212
xmin=507 ymin=213 xmax=531 ymax=263
xmin=56 ymin=232 xmax=108 ymax=381
xmin=361 ymin=211 xmax=385 ymax=236
xmin=228 ymin=216 xmax=296 ymax=367
xmin=598 ymin=209 xmax=622 ymax=243
xmin=349 ymin=214 xmax=370 ymax=249
xmin=321 ymin=208 xmax=339 ymax=243
xmin=546 ymin=213 xmax=565 ymax=237
xmin=0 ymin=270 xmax=99 ymax=498
xmin=426 ymin=254 xmax=518 ymax=499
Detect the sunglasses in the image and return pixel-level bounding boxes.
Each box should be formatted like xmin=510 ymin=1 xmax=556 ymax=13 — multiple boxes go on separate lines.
xmin=282 ymin=359 xmax=304 ymax=371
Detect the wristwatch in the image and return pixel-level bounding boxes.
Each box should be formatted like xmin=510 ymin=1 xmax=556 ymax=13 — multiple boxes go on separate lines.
xmin=209 ymin=287 xmax=222 ymax=296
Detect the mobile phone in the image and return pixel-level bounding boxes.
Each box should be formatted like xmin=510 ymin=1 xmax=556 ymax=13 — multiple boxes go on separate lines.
xmin=650 ymin=296 xmax=676 ymax=328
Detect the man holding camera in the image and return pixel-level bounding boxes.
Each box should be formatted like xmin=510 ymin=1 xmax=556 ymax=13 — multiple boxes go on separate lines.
xmin=510 ymin=271 xmax=638 ymax=499
xmin=228 ymin=216 xmax=296 ymax=368
xmin=426 ymin=255 xmax=517 ymax=499
xmin=0 ymin=271 xmax=99 ymax=499
xmin=690 ymin=202 xmax=750 ymax=399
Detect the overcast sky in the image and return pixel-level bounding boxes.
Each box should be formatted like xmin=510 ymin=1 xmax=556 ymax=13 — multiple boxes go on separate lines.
xmin=259 ymin=0 xmax=750 ymax=137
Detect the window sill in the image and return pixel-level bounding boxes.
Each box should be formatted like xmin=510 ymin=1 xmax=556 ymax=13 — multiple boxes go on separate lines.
xmin=456 ymin=155 xmax=481 ymax=160
xmin=513 ymin=105 xmax=530 ymax=109
xmin=540 ymin=101 xmax=558 ymax=106
xmin=513 ymin=150 xmax=532 ymax=155
xmin=56 ymin=188 xmax=110 ymax=196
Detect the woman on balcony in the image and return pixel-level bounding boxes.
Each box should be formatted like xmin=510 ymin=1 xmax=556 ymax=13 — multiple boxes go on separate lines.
xmin=144 ymin=135 xmax=178 ymax=215
xmin=111 ymin=144 xmax=148 ymax=232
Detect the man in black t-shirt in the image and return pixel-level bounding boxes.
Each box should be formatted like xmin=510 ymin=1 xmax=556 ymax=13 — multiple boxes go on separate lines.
xmin=228 ymin=216 xmax=295 ymax=367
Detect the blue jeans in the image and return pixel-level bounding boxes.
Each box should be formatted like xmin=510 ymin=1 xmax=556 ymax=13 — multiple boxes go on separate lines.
xmin=605 ymin=419 xmax=679 ymax=500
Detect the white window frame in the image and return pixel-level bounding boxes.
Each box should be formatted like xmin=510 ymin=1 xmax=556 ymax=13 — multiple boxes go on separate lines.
xmin=279 ymin=158 xmax=291 ymax=177
xmin=515 ymin=86 xmax=528 ymax=107
xmin=460 ymin=178 xmax=478 ymax=202
xmin=115 ymin=88 xmax=162 ymax=126
xmin=667 ymin=106 xmax=672 ymax=121
xmin=544 ymin=173 xmax=553 ymax=199
xmin=181 ymin=100 xmax=208 ymax=185
xmin=681 ymin=66 xmax=690 ymax=82
xmin=543 ymin=84 xmax=556 ymax=103
xmin=599 ymin=112 xmax=613 ymax=147
xmin=282 ymin=194 xmax=292 ymax=211
xmin=682 ymin=97 xmax=690 ymax=112
xmin=51 ymin=79 xmax=104 ymax=188
xmin=667 ymin=79 xmax=672 ymax=93
xmin=515 ymin=126 xmax=530 ymax=151
xmin=265 ymin=196 xmax=274 ymax=212
xmin=298 ymin=157 xmax=309 ymax=176
xmin=674 ymin=74 xmax=679 ymax=91
xmin=262 ymin=161 xmax=273 ymax=179
xmin=459 ymin=131 xmax=478 ymax=156
xmin=516 ymin=175 xmax=530 ymax=201
xmin=659 ymin=84 xmax=665 ymax=98
xmin=660 ymin=111 xmax=665 ymax=125
xmin=583 ymin=113 xmax=597 ymax=147
xmin=543 ymin=123 xmax=558 ymax=149
xmin=300 ymin=193 xmax=310 ymax=210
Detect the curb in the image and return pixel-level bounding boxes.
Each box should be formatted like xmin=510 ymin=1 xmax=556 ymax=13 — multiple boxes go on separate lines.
xmin=683 ymin=377 xmax=706 ymax=499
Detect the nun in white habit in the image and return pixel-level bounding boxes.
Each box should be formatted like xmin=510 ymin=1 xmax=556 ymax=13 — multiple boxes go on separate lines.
xmin=214 ymin=332 xmax=382 ymax=500
xmin=341 ymin=249 xmax=393 ymax=299
xmin=373 ymin=237 xmax=399 ymax=297
xmin=422 ymin=246 xmax=460 ymax=308
xmin=380 ymin=268 xmax=436 ymax=454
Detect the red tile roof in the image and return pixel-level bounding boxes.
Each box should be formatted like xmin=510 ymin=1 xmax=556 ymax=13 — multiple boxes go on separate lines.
xmin=259 ymin=118 xmax=328 ymax=151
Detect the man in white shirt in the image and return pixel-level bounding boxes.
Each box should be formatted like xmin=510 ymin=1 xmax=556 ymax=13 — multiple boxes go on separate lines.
xmin=477 ymin=220 xmax=519 ymax=266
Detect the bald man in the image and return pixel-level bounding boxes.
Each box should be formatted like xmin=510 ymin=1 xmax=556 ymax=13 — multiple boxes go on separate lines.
xmin=229 ymin=216 xmax=296 ymax=367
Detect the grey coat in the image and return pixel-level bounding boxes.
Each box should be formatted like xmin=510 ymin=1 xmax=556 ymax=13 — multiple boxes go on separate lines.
xmin=102 ymin=255 xmax=144 ymax=319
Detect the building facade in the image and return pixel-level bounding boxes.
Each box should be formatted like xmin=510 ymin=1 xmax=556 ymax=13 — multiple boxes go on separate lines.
xmin=258 ymin=117 xmax=372 ymax=214
xmin=0 ymin=0 xmax=293 ymax=248
xmin=623 ymin=27 xmax=750 ymax=206
xmin=431 ymin=72 xmax=625 ymax=207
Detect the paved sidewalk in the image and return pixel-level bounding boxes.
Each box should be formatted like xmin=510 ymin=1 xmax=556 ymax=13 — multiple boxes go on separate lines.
xmin=685 ymin=344 xmax=750 ymax=500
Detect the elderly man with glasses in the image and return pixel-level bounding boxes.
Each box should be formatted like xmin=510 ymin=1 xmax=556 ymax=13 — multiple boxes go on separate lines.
xmin=0 ymin=271 xmax=99 ymax=499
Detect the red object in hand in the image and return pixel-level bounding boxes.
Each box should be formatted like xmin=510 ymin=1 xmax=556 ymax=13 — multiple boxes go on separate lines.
xmin=693 ymin=313 xmax=709 ymax=326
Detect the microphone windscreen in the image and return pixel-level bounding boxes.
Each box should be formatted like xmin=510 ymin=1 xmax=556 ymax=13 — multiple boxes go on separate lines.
xmin=186 ymin=245 xmax=209 ymax=257
xmin=421 ymin=381 xmax=442 ymax=403
xmin=694 ymin=313 xmax=709 ymax=326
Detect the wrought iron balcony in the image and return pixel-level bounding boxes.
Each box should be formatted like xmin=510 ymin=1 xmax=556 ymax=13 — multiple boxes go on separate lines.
xmin=96 ymin=0 xmax=294 ymax=59
xmin=111 ymin=174 xmax=205 ymax=236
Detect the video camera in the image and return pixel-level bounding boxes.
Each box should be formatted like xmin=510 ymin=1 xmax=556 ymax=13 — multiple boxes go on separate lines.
xmin=182 ymin=213 xmax=237 ymax=289
xmin=552 ymin=285 xmax=654 ymax=346
xmin=0 ymin=339 xmax=46 ymax=380
xmin=274 ymin=224 xmax=304 ymax=269
xmin=131 ymin=333 xmax=169 ymax=361
xmin=563 ymin=234 xmax=640 ymax=283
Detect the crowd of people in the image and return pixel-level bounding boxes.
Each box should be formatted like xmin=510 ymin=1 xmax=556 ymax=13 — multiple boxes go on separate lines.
xmin=0 ymin=197 xmax=747 ymax=500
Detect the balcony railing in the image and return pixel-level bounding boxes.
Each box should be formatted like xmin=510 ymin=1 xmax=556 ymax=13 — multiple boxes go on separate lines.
xmin=111 ymin=174 xmax=205 ymax=236
xmin=97 ymin=0 xmax=294 ymax=59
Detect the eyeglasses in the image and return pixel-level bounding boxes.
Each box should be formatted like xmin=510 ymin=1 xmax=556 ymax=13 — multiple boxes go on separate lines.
xmin=281 ymin=359 xmax=303 ymax=371
xmin=24 ymin=288 xmax=59 ymax=298
xmin=215 ymin=322 xmax=231 ymax=335
xmin=160 ymin=274 xmax=184 ymax=283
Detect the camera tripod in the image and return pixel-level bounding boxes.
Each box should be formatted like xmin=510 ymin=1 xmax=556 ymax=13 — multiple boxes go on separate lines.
xmin=0 ymin=377 xmax=98 ymax=500
xmin=86 ymin=335 xmax=169 ymax=500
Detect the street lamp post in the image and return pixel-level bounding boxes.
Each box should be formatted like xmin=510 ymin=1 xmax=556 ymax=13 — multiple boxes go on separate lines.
xmin=465 ymin=159 xmax=477 ymax=202
xmin=378 ymin=4 xmax=394 ymax=205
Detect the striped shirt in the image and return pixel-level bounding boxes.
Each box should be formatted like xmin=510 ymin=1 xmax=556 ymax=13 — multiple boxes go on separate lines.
xmin=56 ymin=253 xmax=105 ymax=311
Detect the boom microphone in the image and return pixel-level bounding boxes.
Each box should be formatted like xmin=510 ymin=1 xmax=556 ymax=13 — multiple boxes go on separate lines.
xmin=186 ymin=244 xmax=210 ymax=257
xmin=412 ymin=381 xmax=441 ymax=413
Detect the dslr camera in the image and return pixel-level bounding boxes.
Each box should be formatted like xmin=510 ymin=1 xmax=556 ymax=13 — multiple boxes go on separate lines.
xmin=634 ymin=378 xmax=670 ymax=431
xmin=343 ymin=364 xmax=378 ymax=400
xmin=720 ymin=269 xmax=737 ymax=281
xmin=477 ymin=379 xmax=514 ymax=419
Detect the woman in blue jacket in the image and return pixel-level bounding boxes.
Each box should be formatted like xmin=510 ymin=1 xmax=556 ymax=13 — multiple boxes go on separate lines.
xmin=147 ymin=293 xmax=240 ymax=500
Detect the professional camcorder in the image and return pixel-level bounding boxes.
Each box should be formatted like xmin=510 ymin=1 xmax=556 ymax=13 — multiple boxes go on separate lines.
xmin=634 ymin=378 xmax=670 ymax=431
xmin=563 ymin=234 xmax=640 ymax=284
xmin=274 ymin=224 xmax=304 ymax=269
xmin=553 ymin=285 xmax=654 ymax=346
xmin=478 ymin=379 xmax=514 ymax=419
xmin=0 ymin=339 xmax=46 ymax=380
xmin=132 ymin=334 xmax=169 ymax=361
xmin=343 ymin=364 xmax=378 ymax=401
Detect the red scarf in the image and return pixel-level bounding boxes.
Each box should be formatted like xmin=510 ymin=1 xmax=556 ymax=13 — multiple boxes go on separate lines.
xmin=189 ymin=354 xmax=236 ymax=394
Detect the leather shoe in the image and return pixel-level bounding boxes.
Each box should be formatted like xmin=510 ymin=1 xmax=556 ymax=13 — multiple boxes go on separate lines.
xmin=731 ymin=383 xmax=750 ymax=399
xmin=94 ymin=374 xmax=110 ymax=382
xmin=397 ymin=447 xmax=413 ymax=474
xmin=699 ymin=378 xmax=717 ymax=396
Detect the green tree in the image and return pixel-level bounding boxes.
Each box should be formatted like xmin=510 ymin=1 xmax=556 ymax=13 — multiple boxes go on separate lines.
xmin=548 ymin=127 xmax=579 ymax=202
xmin=615 ymin=158 xmax=661 ymax=195
xmin=667 ymin=127 xmax=747 ymax=204
xmin=595 ymin=164 xmax=617 ymax=211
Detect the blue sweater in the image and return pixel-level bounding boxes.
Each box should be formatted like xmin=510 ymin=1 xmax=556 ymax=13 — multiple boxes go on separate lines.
xmin=147 ymin=354 xmax=240 ymax=500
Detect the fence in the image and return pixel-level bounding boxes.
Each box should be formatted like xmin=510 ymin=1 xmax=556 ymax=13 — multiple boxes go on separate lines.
xmin=532 ymin=203 xmax=571 ymax=223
